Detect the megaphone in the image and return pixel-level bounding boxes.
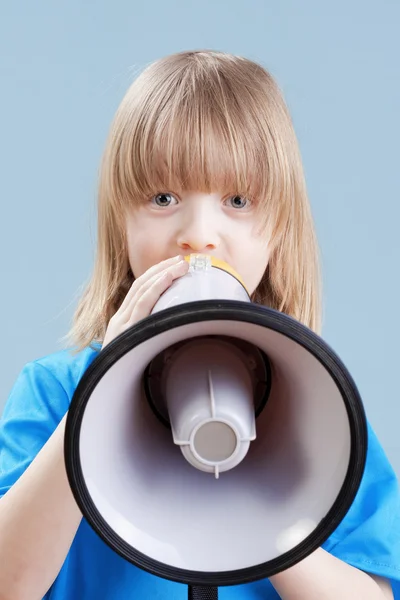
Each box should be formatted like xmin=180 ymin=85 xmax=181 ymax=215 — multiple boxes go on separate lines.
xmin=64 ymin=254 xmax=367 ymax=598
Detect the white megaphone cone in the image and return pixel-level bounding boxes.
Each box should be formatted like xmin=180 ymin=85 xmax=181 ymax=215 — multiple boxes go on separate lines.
xmin=164 ymin=337 xmax=255 ymax=479
xmin=64 ymin=252 xmax=367 ymax=591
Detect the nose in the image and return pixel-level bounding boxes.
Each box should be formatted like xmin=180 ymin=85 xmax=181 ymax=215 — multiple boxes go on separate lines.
xmin=177 ymin=211 xmax=219 ymax=254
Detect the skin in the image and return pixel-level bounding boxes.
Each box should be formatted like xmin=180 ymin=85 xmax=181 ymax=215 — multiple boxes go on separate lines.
xmin=103 ymin=189 xmax=270 ymax=346
xmin=125 ymin=189 xmax=270 ymax=294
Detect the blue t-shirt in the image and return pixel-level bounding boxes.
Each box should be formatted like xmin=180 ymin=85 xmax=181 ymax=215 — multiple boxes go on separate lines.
xmin=1 ymin=346 xmax=400 ymax=599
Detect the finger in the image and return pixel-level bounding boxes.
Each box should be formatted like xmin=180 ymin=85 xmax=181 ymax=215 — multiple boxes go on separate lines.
xmin=128 ymin=272 xmax=174 ymax=324
xmin=127 ymin=261 xmax=189 ymax=324
xmin=119 ymin=255 xmax=184 ymax=313
xmin=125 ymin=259 xmax=189 ymax=319
xmin=120 ymin=259 xmax=188 ymax=318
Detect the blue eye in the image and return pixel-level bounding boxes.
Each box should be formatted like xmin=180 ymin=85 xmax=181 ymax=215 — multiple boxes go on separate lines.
xmin=226 ymin=195 xmax=250 ymax=209
xmin=152 ymin=193 xmax=177 ymax=207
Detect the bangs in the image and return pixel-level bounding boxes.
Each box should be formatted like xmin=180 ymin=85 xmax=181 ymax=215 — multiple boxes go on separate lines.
xmin=104 ymin=53 xmax=294 ymax=235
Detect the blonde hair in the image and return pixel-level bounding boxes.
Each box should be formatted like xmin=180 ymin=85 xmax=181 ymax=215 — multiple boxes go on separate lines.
xmin=66 ymin=49 xmax=322 ymax=351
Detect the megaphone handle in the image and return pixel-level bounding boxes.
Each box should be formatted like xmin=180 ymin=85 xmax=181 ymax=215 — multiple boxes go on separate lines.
xmin=188 ymin=585 xmax=218 ymax=599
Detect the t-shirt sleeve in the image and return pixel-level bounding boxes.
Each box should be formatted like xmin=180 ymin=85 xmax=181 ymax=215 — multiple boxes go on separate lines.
xmin=322 ymin=420 xmax=400 ymax=596
xmin=0 ymin=361 xmax=70 ymax=498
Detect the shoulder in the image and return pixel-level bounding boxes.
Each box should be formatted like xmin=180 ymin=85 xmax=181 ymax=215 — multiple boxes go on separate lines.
xmin=323 ymin=418 xmax=400 ymax=588
xmin=1 ymin=344 xmax=101 ymax=445
xmin=7 ymin=345 xmax=101 ymax=414
xmin=27 ymin=344 xmax=101 ymax=401
xmin=0 ymin=345 xmax=101 ymax=497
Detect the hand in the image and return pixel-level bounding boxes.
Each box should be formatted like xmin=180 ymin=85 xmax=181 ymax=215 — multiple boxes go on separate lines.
xmin=102 ymin=255 xmax=189 ymax=349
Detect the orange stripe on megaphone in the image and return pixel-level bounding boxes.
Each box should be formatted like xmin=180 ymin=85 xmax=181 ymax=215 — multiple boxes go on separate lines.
xmin=184 ymin=254 xmax=249 ymax=293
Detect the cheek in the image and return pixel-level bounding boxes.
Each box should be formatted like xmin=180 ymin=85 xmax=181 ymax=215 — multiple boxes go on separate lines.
xmin=245 ymin=256 xmax=269 ymax=296
xmin=237 ymin=234 xmax=270 ymax=295
xmin=127 ymin=234 xmax=155 ymax=277
xmin=125 ymin=218 xmax=148 ymax=277
xmin=126 ymin=218 xmax=170 ymax=279
xmin=126 ymin=236 xmax=142 ymax=277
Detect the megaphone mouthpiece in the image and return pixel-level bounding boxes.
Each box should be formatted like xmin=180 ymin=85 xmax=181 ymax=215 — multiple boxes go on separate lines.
xmin=164 ymin=338 xmax=256 ymax=477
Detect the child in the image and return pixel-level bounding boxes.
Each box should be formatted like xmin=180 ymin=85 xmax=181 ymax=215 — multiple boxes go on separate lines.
xmin=0 ymin=50 xmax=399 ymax=600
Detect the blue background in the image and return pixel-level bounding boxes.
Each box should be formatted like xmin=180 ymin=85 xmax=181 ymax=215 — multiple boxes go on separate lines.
xmin=1 ymin=1 xmax=399 ymax=474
